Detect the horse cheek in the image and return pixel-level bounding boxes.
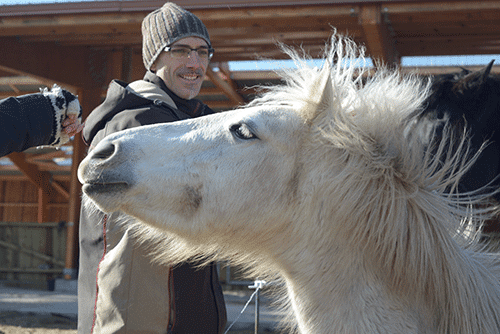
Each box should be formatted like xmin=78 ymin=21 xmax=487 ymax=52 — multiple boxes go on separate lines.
xmin=176 ymin=184 xmax=203 ymax=218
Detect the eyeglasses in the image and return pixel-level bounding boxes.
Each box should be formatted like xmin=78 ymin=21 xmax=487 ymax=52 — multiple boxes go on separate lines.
xmin=164 ymin=45 xmax=214 ymax=61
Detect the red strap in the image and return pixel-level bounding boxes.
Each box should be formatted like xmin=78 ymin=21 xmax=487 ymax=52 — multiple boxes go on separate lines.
xmin=90 ymin=214 xmax=108 ymax=333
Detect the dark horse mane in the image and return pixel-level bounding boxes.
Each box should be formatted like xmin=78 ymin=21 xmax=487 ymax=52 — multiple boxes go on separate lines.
xmin=419 ymin=60 xmax=500 ymax=234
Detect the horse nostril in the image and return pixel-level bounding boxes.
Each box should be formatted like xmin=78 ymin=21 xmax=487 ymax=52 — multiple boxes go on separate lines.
xmin=92 ymin=143 xmax=116 ymax=160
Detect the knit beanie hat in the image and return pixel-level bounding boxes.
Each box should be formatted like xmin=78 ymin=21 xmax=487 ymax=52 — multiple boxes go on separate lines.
xmin=142 ymin=2 xmax=211 ymax=70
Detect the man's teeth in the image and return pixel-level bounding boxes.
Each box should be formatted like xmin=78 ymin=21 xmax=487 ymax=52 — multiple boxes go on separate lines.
xmin=180 ymin=74 xmax=198 ymax=80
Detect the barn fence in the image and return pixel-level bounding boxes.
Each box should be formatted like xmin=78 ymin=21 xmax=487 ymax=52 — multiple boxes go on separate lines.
xmin=0 ymin=221 xmax=68 ymax=290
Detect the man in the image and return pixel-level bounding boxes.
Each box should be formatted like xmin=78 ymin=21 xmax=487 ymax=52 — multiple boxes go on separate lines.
xmin=0 ymin=85 xmax=83 ymax=157
xmin=78 ymin=3 xmax=227 ymax=333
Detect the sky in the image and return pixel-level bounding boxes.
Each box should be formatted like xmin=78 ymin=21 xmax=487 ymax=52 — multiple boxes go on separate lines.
xmin=229 ymin=55 xmax=500 ymax=71
xmin=1 ymin=0 xmax=499 ymax=70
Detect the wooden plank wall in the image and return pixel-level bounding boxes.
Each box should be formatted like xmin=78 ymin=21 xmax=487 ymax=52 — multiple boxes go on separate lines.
xmin=0 ymin=179 xmax=70 ymax=222
xmin=0 ymin=179 xmax=69 ymax=288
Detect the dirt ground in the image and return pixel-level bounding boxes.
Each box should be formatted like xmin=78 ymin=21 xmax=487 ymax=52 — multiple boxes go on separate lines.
xmin=0 ymin=312 xmax=76 ymax=334
xmin=0 ymin=311 xmax=282 ymax=334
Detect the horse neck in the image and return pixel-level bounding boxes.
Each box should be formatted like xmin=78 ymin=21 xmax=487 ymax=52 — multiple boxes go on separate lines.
xmin=276 ymin=230 xmax=435 ymax=334
xmin=276 ymin=207 xmax=500 ymax=334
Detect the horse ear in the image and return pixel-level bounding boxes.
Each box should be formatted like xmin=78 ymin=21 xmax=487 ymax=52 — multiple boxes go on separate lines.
xmin=459 ymin=67 xmax=471 ymax=76
xmin=454 ymin=60 xmax=493 ymax=94
xmin=305 ymin=64 xmax=333 ymax=120
xmin=470 ymin=59 xmax=494 ymax=82
xmin=480 ymin=59 xmax=495 ymax=78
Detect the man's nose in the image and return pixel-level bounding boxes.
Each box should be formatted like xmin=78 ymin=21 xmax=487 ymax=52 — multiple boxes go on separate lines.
xmin=186 ymin=51 xmax=203 ymax=67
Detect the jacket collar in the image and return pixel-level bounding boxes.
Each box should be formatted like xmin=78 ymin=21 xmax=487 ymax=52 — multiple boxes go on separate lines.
xmin=143 ymin=71 xmax=208 ymax=117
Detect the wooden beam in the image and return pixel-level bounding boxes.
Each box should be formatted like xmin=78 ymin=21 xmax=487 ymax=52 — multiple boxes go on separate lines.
xmin=382 ymin=1 xmax=500 ymax=16
xmin=6 ymin=152 xmax=59 ymax=231
xmin=218 ymin=62 xmax=240 ymax=92
xmin=0 ymin=91 xmax=42 ymax=99
xmin=359 ymin=4 xmax=399 ymax=66
xmin=7 ymin=84 xmax=21 ymax=95
xmin=396 ymin=38 xmax=500 ymax=57
xmin=0 ymin=203 xmax=68 ymax=208
xmin=121 ymin=47 xmax=134 ymax=83
xmin=205 ymin=65 xmax=245 ymax=105
xmin=105 ymin=50 xmax=126 ymax=85
xmin=38 ymin=187 xmax=49 ymax=223
xmin=26 ymin=149 xmax=69 ymax=162
xmin=0 ymin=3 xmax=356 ymax=33
xmin=6 ymin=152 xmax=69 ymax=199
xmin=204 ymin=100 xmax=239 ymax=110
xmin=0 ymin=174 xmax=70 ymax=182
xmin=0 ymin=64 xmax=76 ymax=95
xmin=0 ymin=75 xmax=44 ymax=85
xmin=0 ymin=37 xmax=108 ymax=90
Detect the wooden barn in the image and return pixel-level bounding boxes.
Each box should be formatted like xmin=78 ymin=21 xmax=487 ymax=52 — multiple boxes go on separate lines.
xmin=0 ymin=0 xmax=499 ymax=288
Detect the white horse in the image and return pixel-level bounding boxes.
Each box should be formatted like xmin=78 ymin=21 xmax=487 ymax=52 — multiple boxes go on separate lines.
xmin=78 ymin=35 xmax=500 ymax=334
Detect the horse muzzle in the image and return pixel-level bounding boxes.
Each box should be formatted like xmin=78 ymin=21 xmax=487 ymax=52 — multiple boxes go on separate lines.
xmin=78 ymin=138 xmax=134 ymax=203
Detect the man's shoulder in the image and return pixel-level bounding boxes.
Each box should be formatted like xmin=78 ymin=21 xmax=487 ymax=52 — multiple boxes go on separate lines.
xmin=126 ymin=80 xmax=177 ymax=110
xmin=84 ymin=79 xmax=175 ymax=145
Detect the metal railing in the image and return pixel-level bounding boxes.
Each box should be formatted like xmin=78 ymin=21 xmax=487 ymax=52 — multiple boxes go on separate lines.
xmin=219 ymin=262 xmax=272 ymax=334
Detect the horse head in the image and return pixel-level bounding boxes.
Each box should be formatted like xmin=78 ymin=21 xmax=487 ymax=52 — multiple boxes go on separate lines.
xmin=421 ymin=60 xmax=500 ymax=198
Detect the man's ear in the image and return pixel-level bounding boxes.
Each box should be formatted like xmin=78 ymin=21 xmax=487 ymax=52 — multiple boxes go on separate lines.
xmin=150 ymin=60 xmax=157 ymax=72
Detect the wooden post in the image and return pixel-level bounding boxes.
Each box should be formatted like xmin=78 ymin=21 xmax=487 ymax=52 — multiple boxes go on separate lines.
xmin=38 ymin=187 xmax=50 ymax=223
xmin=359 ymin=4 xmax=400 ymax=67
xmin=38 ymin=187 xmax=54 ymax=289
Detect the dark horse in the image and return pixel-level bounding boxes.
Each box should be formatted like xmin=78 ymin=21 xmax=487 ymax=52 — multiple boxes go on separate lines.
xmin=420 ymin=60 xmax=500 ymax=234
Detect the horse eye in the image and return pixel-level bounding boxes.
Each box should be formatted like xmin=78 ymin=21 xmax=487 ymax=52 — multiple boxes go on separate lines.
xmin=230 ymin=123 xmax=257 ymax=140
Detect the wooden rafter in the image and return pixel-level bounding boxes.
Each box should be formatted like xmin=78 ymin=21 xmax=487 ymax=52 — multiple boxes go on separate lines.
xmin=206 ymin=64 xmax=245 ymax=105
xmin=217 ymin=63 xmax=238 ymax=88
xmin=359 ymin=4 xmax=399 ymax=66
xmin=7 ymin=152 xmax=70 ymax=200
xmin=7 ymin=151 xmax=69 ymax=224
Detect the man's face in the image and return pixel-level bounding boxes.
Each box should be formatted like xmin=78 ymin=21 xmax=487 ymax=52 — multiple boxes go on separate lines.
xmin=152 ymin=37 xmax=210 ymax=100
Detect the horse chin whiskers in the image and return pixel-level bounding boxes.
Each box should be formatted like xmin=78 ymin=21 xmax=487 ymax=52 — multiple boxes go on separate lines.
xmin=82 ymin=181 xmax=129 ymax=194
xmin=81 ymin=180 xmax=131 ymax=213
